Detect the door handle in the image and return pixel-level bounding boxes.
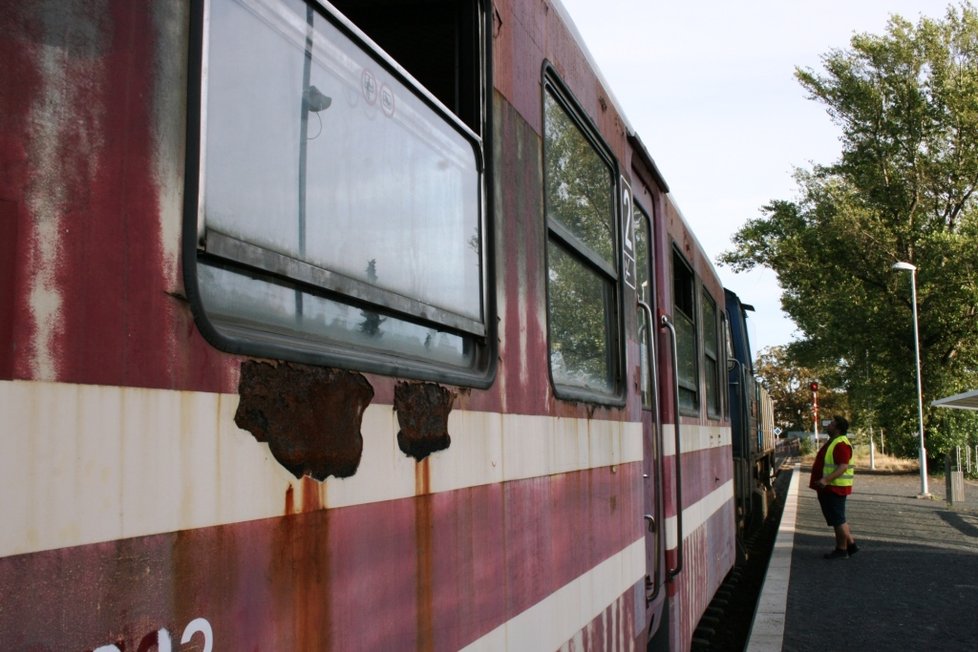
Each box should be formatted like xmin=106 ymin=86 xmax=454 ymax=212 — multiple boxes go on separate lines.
xmin=660 ymin=314 xmax=684 ymax=580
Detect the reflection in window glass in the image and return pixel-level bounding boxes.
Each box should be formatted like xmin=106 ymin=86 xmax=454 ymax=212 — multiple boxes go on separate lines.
xmin=673 ymin=250 xmax=698 ymax=414
xmin=543 ymin=80 xmax=620 ymax=400
xmin=547 ymin=244 xmax=614 ymax=392
xmin=703 ymin=290 xmax=720 ymax=418
xmin=543 ymin=93 xmax=615 ymax=266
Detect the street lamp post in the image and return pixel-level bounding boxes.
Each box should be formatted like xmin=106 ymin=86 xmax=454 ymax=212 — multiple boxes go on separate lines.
xmin=891 ymin=261 xmax=931 ymax=498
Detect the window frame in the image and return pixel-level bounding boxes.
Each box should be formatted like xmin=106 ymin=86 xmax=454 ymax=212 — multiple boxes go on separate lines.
xmin=182 ymin=0 xmax=495 ymax=386
xmin=672 ymin=246 xmax=699 ymax=416
xmin=701 ymin=286 xmax=721 ymax=419
xmin=634 ymin=199 xmax=655 ymax=411
xmin=541 ymin=64 xmax=624 ymax=406
xmin=720 ymin=310 xmax=731 ymax=419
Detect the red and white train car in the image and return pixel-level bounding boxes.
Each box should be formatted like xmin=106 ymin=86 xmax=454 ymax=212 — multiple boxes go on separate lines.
xmin=0 ymin=0 xmax=736 ymax=649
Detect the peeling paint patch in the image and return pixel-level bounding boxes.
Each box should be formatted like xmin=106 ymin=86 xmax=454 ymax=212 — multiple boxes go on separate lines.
xmin=27 ymin=2 xmax=112 ymax=381
xmin=394 ymin=382 xmax=453 ymax=461
xmin=234 ymin=361 xmax=373 ymax=480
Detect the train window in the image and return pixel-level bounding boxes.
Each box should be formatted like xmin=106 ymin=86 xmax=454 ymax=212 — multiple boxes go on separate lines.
xmin=702 ymin=289 xmax=721 ymax=418
xmin=635 ymin=202 xmax=654 ymax=410
xmin=721 ymin=311 xmax=731 ymax=419
xmin=724 ymin=310 xmax=735 ymax=371
xmin=542 ymin=70 xmax=622 ymax=403
xmin=186 ymin=0 xmax=490 ymax=384
xmin=328 ymin=0 xmax=483 ymax=133
xmin=672 ymin=250 xmax=698 ymax=414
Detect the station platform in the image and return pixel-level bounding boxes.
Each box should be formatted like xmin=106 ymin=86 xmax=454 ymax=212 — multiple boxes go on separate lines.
xmin=747 ymin=465 xmax=978 ymax=651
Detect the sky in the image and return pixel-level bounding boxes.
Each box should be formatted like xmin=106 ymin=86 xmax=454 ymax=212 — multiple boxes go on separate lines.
xmin=558 ymin=0 xmax=948 ymax=354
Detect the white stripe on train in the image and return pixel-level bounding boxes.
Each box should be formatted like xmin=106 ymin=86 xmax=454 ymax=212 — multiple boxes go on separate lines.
xmin=1 ymin=379 xmax=641 ymax=557
xmin=1 ymin=379 xmax=733 ymax=559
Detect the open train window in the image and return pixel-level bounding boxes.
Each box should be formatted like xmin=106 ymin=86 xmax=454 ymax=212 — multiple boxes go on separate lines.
xmin=185 ymin=0 xmax=491 ymax=385
xmin=542 ymin=68 xmax=623 ymax=404
xmin=672 ymin=249 xmax=699 ymax=415
xmin=702 ymin=288 xmax=721 ymax=419
xmin=329 ymin=0 xmax=483 ymax=132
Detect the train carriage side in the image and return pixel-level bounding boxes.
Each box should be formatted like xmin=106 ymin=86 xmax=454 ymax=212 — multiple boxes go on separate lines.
xmin=648 ymin=192 xmax=737 ymax=650
xmin=0 ymin=0 xmax=736 ymax=649
xmin=725 ymin=289 xmax=777 ymax=535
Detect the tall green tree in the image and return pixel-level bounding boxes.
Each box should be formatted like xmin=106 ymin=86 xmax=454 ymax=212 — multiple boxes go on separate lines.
xmin=721 ymin=3 xmax=978 ymax=460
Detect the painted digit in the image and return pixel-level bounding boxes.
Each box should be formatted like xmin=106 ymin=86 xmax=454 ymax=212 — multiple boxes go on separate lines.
xmin=180 ymin=617 xmax=213 ymax=652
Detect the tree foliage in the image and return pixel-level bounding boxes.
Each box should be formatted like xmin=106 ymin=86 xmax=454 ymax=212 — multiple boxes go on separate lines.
xmin=721 ymin=3 xmax=978 ymax=460
xmin=755 ymin=346 xmax=850 ymax=434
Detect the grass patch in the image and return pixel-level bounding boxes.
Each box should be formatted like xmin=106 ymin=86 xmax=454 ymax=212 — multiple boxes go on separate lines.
xmin=800 ymin=446 xmax=919 ymax=473
xmin=852 ymin=450 xmax=919 ymax=472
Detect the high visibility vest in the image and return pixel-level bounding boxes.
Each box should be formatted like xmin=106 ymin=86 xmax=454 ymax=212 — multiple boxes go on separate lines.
xmin=824 ymin=436 xmax=855 ymax=487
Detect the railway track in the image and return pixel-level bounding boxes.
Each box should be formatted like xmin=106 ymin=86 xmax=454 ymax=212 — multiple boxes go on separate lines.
xmin=691 ymin=462 xmax=795 ymax=650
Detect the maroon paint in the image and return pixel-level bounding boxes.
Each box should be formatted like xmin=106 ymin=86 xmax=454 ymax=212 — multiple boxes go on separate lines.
xmin=494 ymin=95 xmax=552 ymax=416
xmin=666 ymin=503 xmax=736 ymax=650
xmin=656 ymin=444 xmax=734 ymax=527
xmin=492 ymin=0 xmax=546 ymax=134
xmin=0 ymin=2 xmax=233 ymax=391
xmin=572 ymin=585 xmax=643 ymax=651
xmin=0 ymin=5 xmax=41 ymax=382
xmin=0 ymin=200 xmax=18 ymax=378
xmin=0 ymin=463 xmax=643 ymax=650
xmin=679 ymin=444 xmax=735 ymax=509
xmin=49 ymin=2 xmax=226 ymax=392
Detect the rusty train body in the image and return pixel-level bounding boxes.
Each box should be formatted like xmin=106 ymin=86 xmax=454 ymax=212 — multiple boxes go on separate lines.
xmin=1 ymin=0 xmax=755 ymax=649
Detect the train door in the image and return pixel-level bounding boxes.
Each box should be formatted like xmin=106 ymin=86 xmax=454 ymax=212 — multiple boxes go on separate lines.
xmin=632 ymin=187 xmax=664 ymax=613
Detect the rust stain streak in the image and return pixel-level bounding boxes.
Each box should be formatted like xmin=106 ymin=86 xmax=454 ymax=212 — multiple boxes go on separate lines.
xmin=414 ymin=458 xmax=433 ymax=649
xmin=415 ymin=486 xmax=434 ymax=651
xmin=415 ymin=456 xmax=431 ymax=498
xmin=285 ymin=484 xmax=295 ymax=515
xmin=300 ymin=475 xmax=324 ymax=513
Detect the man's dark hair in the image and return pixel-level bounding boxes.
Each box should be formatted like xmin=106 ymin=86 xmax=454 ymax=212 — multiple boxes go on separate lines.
xmin=833 ymin=415 xmax=849 ymax=434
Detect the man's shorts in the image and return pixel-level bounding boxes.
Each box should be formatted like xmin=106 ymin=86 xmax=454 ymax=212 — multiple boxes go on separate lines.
xmin=817 ymin=490 xmax=847 ymax=527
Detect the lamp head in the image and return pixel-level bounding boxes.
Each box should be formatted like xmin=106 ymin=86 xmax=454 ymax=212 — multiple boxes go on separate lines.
xmin=891 ymin=261 xmax=916 ymax=272
xmin=303 ymin=85 xmax=332 ymax=112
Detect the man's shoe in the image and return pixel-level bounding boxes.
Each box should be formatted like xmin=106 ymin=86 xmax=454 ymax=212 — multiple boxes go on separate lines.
xmin=823 ymin=548 xmax=849 ymax=559
xmin=847 ymin=543 xmax=859 ymax=556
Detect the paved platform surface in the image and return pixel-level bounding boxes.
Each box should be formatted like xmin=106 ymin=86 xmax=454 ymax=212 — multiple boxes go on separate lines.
xmin=748 ymin=466 xmax=978 ymax=651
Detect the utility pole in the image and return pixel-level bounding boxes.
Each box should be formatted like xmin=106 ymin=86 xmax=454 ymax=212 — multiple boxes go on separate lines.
xmin=810 ymin=381 xmax=819 ymax=441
